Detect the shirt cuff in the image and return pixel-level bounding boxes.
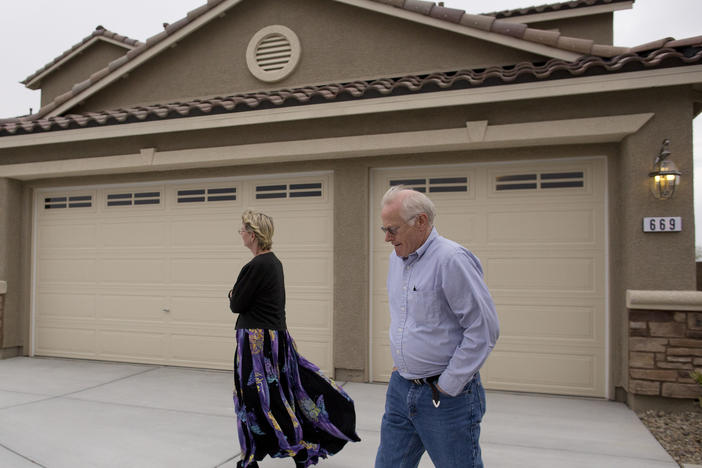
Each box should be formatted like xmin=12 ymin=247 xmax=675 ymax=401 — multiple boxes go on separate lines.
xmin=438 ymin=373 xmax=472 ymax=397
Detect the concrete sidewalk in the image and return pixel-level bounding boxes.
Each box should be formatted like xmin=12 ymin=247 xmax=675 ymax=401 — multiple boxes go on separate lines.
xmin=0 ymin=357 xmax=677 ymax=468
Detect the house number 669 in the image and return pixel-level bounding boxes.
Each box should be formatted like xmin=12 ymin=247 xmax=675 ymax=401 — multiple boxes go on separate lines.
xmin=643 ymin=217 xmax=682 ymax=232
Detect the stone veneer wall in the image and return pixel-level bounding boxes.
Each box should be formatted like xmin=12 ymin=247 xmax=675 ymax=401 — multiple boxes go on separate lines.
xmin=627 ymin=290 xmax=702 ymax=401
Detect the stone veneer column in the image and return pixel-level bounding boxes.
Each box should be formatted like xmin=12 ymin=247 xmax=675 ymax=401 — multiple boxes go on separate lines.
xmin=0 ymin=281 xmax=5 ymax=349
xmin=627 ymin=290 xmax=702 ymax=407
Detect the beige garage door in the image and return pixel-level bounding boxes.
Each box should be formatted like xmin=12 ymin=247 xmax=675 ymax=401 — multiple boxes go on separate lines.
xmin=371 ymin=159 xmax=606 ymax=397
xmin=34 ymin=174 xmax=334 ymax=374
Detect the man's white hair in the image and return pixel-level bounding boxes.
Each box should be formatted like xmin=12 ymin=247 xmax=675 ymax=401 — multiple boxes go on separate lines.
xmin=381 ymin=185 xmax=435 ymax=225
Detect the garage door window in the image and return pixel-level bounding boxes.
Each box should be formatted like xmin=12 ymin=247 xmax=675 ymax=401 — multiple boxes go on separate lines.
xmin=255 ymin=182 xmax=323 ymax=199
xmin=496 ymin=171 xmax=584 ymax=191
xmin=44 ymin=195 xmax=93 ymax=210
xmin=389 ymin=177 xmax=468 ymax=193
xmin=107 ymin=191 xmax=161 ymax=207
xmin=177 ymin=187 xmax=237 ymax=203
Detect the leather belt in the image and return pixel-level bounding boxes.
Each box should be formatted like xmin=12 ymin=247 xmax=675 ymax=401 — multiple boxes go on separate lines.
xmin=410 ymin=374 xmax=441 ymax=408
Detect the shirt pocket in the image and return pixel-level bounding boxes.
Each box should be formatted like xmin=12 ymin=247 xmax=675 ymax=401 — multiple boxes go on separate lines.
xmin=409 ymin=289 xmax=443 ymax=326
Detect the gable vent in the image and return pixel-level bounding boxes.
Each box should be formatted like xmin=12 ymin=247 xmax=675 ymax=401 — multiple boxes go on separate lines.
xmin=246 ymin=25 xmax=301 ymax=83
xmin=256 ymin=34 xmax=292 ymax=72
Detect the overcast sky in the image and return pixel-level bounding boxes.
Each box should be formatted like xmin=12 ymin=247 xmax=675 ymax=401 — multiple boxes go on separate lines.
xmin=1 ymin=0 xmax=701 ymax=242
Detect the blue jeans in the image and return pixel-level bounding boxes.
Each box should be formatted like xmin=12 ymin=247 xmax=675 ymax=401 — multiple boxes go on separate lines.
xmin=375 ymin=371 xmax=486 ymax=468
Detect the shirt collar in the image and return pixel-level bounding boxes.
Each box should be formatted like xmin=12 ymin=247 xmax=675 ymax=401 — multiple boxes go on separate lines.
xmin=403 ymin=227 xmax=438 ymax=261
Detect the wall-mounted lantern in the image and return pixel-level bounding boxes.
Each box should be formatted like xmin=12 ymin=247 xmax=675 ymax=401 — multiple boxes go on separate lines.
xmin=649 ymin=139 xmax=681 ymax=200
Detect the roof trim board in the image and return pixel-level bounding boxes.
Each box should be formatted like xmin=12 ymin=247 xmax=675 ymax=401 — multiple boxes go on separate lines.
xmin=24 ymin=36 xmax=137 ymax=90
xmin=498 ymin=2 xmax=633 ymax=24
xmin=333 ymin=0 xmax=580 ymax=60
xmin=1 ymin=64 xmax=698 ymax=150
xmin=0 ymin=113 xmax=653 ymax=180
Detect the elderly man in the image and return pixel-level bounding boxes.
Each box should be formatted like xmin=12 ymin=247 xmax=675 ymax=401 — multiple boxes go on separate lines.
xmin=374 ymin=186 xmax=499 ymax=468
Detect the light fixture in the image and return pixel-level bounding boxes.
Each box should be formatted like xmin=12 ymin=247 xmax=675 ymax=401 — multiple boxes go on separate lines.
xmin=649 ymin=139 xmax=681 ymax=200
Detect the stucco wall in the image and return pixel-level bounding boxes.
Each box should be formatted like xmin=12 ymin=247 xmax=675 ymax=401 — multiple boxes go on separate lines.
xmin=0 ymin=178 xmax=23 ymax=357
xmin=74 ymin=0 xmax=544 ymax=113
xmin=39 ymin=41 xmax=131 ymax=108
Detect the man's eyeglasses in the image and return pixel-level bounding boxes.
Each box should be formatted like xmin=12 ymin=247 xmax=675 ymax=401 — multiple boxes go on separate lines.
xmin=380 ymin=215 xmax=417 ymax=236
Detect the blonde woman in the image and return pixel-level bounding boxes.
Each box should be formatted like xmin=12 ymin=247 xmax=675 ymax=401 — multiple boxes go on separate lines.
xmin=228 ymin=210 xmax=359 ymax=468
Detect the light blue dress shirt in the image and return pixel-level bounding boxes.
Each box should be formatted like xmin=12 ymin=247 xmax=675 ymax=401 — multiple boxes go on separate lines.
xmin=387 ymin=228 xmax=499 ymax=396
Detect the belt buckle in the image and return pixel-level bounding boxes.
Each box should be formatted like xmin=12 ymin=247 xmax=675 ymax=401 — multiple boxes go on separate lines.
xmin=411 ymin=378 xmax=423 ymax=385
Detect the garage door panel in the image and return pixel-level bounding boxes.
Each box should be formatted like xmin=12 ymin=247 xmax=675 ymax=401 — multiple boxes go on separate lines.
xmin=39 ymin=223 xmax=98 ymax=248
xmin=170 ymin=334 xmax=234 ymax=369
xmin=171 ymin=257 xmax=237 ymax=285
xmin=278 ymin=254 xmax=332 ymax=288
xmin=487 ymin=208 xmax=596 ymax=244
xmin=99 ymin=221 xmax=168 ymax=248
xmin=485 ymin=257 xmax=595 ymax=292
xmin=372 ymin=341 xmax=394 ymax=382
xmin=99 ymin=258 xmax=167 ymax=284
xmin=171 ymin=219 xmax=237 ymax=247
xmin=433 ymin=210 xmax=483 ymax=245
xmin=37 ymin=293 xmax=96 ymax=320
xmin=36 ymin=326 xmax=96 ymax=356
xmin=98 ymin=330 xmax=167 ymax=361
xmin=495 ymin=303 xmax=598 ymax=341
xmin=288 ymin=332 xmax=332 ymax=375
xmin=271 ymin=213 xmax=333 ymax=249
xmin=372 ymin=251 xmax=390 ymax=291
xmin=286 ymin=294 xmax=332 ymax=329
xmin=97 ymin=294 xmax=169 ymax=323
xmin=484 ymin=349 xmax=601 ymax=396
xmin=170 ymin=296 xmax=232 ymax=326
xmin=39 ymin=259 xmax=97 ymax=283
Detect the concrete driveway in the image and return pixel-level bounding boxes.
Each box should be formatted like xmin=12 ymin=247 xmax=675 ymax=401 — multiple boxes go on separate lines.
xmin=0 ymin=357 xmax=676 ymax=467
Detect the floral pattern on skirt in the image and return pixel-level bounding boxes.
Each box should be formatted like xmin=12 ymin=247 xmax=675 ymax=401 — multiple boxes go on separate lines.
xmin=234 ymin=329 xmax=360 ymax=467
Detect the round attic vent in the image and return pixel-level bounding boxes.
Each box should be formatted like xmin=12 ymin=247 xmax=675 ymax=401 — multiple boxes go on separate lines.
xmin=246 ymin=25 xmax=301 ymax=83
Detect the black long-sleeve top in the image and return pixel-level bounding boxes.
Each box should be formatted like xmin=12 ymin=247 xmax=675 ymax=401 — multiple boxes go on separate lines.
xmin=229 ymin=252 xmax=287 ymax=330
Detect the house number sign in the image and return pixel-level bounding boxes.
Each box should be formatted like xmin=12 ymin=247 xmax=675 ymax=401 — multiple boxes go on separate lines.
xmin=643 ymin=217 xmax=682 ymax=232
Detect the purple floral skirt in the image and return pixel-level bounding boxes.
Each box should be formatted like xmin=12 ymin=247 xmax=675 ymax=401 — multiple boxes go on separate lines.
xmin=233 ymin=329 xmax=360 ymax=467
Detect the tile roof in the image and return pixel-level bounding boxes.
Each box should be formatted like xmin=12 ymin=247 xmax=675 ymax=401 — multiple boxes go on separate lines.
xmin=371 ymin=0 xmax=634 ymax=57
xmin=3 ymin=0 xmax=699 ymax=134
xmin=1 ymin=42 xmax=700 ymax=138
xmin=482 ymin=0 xmax=632 ymax=19
xmin=22 ymin=26 xmax=142 ymax=89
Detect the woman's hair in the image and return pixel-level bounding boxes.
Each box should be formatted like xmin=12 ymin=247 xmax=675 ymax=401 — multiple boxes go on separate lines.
xmin=241 ymin=209 xmax=274 ymax=251
xmin=381 ymin=185 xmax=435 ymax=225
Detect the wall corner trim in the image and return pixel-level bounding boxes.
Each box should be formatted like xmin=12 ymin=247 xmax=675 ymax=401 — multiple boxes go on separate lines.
xmin=626 ymin=289 xmax=702 ymax=311
xmin=0 ymin=281 xmax=6 ymax=294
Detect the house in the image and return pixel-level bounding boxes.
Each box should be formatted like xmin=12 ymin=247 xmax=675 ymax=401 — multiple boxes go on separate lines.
xmin=1 ymin=0 xmax=701 ymax=410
